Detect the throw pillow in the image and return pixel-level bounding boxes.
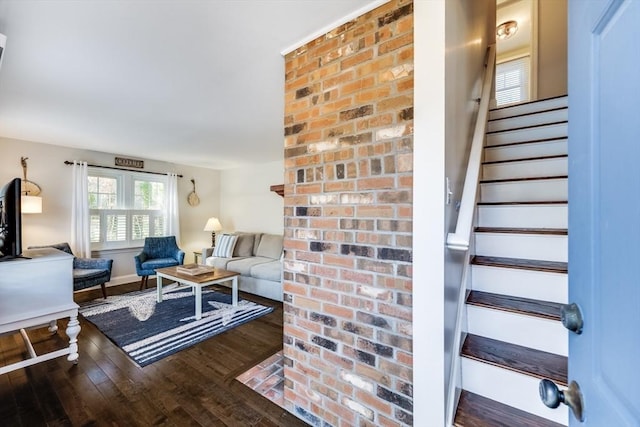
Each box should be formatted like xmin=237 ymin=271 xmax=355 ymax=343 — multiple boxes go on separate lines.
xmin=213 ymin=234 xmax=238 ymax=258
xmin=232 ymin=233 xmax=255 ymax=257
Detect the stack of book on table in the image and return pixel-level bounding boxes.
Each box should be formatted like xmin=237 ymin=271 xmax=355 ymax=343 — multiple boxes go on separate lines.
xmin=176 ymin=264 xmax=215 ymax=275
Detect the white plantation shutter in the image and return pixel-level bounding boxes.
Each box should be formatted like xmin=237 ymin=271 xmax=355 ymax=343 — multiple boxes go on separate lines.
xmin=495 ymin=56 xmax=530 ymax=106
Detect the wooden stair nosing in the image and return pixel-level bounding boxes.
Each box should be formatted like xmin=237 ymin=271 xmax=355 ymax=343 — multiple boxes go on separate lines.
xmin=454 ymin=390 xmax=566 ymax=427
xmin=486 ymin=120 xmax=568 ymax=135
xmin=487 ymin=106 xmax=568 ymax=123
xmin=480 ymin=175 xmax=567 ymax=184
xmin=466 ymin=290 xmax=562 ymax=321
xmin=477 ymin=200 xmax=567 ymax=206
xmin=471 ymin=255 xmax=568 ymax=273
xmin=483 ymin=154 xmax=568 ymax=165
xmin=489 ymin=94 xmax=568 ymax=113
xmin=485 ymin=136 xmax=567 ymax=150
xmin=461 ymin=334 xmax=568 ymax=386
xmin=474 ymin=227 xmax=567 ymax=236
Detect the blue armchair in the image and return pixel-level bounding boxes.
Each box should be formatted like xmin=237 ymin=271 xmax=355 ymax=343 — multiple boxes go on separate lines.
xmin=29 ymin=242 xmax=113 ymax=299
xmin=134 ymin=236 xmax=185 ymax=290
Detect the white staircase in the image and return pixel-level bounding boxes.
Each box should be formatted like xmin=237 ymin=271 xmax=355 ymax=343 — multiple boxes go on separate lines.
xmin=454 ymin=96 xmax=569 ymax=426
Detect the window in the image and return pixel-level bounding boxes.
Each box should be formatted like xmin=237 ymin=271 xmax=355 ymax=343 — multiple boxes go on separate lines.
xmin=495 ymin=56 xmax=530 ymax=106
xmin=89 ymin=170 xmax=167 ymax=249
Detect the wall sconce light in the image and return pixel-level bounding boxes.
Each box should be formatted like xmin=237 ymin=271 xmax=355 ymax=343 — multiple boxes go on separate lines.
xmin=20 ymin=157 xmax=42 ymax=214
xmin=203 ymin=217 xmax=223 ymax=247
xmin=496 ymin=20 xmax=518 ymax=40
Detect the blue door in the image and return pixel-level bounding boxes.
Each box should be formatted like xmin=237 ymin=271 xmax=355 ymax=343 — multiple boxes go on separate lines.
xmin=569 ymin=0 xmax=640 ymax=425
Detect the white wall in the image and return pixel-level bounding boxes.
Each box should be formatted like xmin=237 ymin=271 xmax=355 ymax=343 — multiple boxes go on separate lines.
xmin=444 ymin=0 xmax=495 ymax=413
xmin=0 ymin=137 xmax=220 ymax=284
xmin=538 ymin=0 xmax=567 ymax=99
xmin=414 ymin=1 xmax=446 ymax=424
xmin=218 ymin=160 xmax=284 ymax=235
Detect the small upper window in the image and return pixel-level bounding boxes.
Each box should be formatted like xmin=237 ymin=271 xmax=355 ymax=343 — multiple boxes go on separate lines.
xmin=495 ymin=56 xmax=530 ymax=106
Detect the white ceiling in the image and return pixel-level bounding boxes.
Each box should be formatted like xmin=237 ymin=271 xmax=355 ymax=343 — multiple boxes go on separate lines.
xmin=0 ymin=0 xmax=381 ymax=170
xmin=496 ymin=0 xmax=531 ymax=56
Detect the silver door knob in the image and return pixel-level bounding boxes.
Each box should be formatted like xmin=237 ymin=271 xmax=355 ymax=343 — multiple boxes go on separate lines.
xmin=539 ymin=379 xmax=584 ymax=422
xmin=561 ymin=302 xmax=584 ymax=334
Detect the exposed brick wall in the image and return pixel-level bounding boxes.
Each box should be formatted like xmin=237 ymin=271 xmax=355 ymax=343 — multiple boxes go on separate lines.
xmin=283 ymin=1 xmax=414 ymax=425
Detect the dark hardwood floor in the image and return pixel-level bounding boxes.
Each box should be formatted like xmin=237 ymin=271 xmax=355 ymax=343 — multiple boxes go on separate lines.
xmin=0 ymin=282 xmax=307 ymax=427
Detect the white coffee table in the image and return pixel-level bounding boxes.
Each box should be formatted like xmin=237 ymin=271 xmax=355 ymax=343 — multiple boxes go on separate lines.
xmin=155 ymin=266 xmax=240 ymax=320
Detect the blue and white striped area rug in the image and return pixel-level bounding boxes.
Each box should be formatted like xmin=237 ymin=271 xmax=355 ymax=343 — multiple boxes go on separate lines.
xmin=79 ymin=284 xmax=274 ymax=367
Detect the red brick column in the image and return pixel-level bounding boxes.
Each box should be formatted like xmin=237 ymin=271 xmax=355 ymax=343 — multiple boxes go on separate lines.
xmin=283 ymin=1 xmax=414 ymax=425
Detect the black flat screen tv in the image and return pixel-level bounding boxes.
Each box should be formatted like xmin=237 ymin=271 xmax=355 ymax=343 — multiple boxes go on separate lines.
xmin=0 ymin=177 xmax=22 ymax=261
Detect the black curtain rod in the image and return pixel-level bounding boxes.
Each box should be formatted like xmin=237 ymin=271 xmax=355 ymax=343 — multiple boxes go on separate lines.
xmin=63 ymin=161 xmax=183 ymax=178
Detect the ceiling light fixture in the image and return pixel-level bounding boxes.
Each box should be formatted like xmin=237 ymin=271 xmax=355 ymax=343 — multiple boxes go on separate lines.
xmin=496 ymin=20 xmax=518 ymax=40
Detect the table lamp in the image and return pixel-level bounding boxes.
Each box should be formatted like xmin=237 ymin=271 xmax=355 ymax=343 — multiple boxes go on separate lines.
xmin=204 ymin=217 xmax=223 ymax=247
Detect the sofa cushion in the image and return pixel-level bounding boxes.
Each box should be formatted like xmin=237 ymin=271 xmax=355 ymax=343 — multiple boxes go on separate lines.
xmin=213 ymin=234 xmax=238 ymax=258
xmin=204 ymin=256 xmax=245 ymax=269
xmin=226 ymin=257 xmax=273 ymax=276
xmin=250 ymin=260 xmax=281 ymax=282
xmin=232 ymin=233 xmax=255 ymax=257
xmin=255 ymin=234 xmax=283 ymax=259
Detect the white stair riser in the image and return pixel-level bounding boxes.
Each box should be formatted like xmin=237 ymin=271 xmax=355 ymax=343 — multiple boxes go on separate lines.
xmin=477 ymin=204 xmax=568 ymax=228
xmin=488 ymin=108 xmax=568 ymax=133
xmin=487 ymin=123 xmax=568 ymax=147
xmin=480 ymin=179 xmax=567 ymax=203
xmin=475 ymin=233 xmax=567 ymax=262
xmin=489 ymin=96 xmax=568 ymax=121
xmin=466 ymin=306 xmax=568 ymax=355
xmin=461 ymin=358 xmax=568 ymax=425
xmin=483 ymin=157 xmax=567 ymax=181
xmin=471 ymin=266 xmax=567 ymax=303
xmin=484 ymin=139 xmax=567 ymax=162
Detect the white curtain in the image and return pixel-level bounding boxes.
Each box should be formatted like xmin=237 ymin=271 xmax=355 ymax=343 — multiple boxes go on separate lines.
xmin=166 ymin=173 xmax=180 ymax=245
xmin=71 ymin=161 xmax=91 ymax=257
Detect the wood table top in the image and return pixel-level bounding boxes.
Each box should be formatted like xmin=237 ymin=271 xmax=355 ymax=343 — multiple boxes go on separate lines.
xmin=155 ymin=265 xmax=239 ymax=283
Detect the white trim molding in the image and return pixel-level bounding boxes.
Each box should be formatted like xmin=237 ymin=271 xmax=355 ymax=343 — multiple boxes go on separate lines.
xmin=280 ymin=0 xmax=390 ymax=56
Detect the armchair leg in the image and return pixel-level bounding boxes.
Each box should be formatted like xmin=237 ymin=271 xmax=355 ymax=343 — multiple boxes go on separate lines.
xmin=101 ymin=283 xmax=108 ymax=299
xmin=139 ymin=276 xmax=147 ymax=291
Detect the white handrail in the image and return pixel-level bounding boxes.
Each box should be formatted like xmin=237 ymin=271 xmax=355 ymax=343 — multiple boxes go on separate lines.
xmin=446 ymin=44 xmax=496 ymax=252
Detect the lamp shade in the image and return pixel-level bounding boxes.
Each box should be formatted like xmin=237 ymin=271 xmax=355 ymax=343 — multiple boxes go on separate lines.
xmin=21 ymin=195 xmax=42 ymax=214
xmin=203 ymin=217 xmax=222 ymax=232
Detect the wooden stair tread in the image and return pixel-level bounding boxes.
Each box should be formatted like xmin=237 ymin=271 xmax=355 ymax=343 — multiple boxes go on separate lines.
xmin=474 ymin=227 xmax=567 ymax=235
xmin=483 ymin=154 xmax=567 ymax=165
xmin=481 ymin=175 xmax=567 ymax=184
xmin=471 ymin=256 xmax=567 ymax=273
xmin=478 ymin=201 xmax=567 ymax=206
xmin=488 ymin=106 xmax=568 ymax=123
xmin=461 ymin=334 xmax=568 ymax=386
xmin=486 ymin=120 xmax=568 ymax=135
xmin=454 ymin=390 xmax=565 ymax=427
xmin=487 ymin=137 xmax=567 ymax=149
xmin=467 ymin=290 xmax=562 ymax=321
xmin=489 ymin=94 xmax=568 ymax=113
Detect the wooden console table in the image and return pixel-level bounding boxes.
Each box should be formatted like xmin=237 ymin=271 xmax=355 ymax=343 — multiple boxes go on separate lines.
xmin=0 ymin=248 xmax=80 ymax=374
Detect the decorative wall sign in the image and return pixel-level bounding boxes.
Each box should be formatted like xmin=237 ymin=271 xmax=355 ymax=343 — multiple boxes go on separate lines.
xmin=115 ymin=157 xmax=144 ymax=169
xmin=188 ymin=179 xmax=200 ymax=206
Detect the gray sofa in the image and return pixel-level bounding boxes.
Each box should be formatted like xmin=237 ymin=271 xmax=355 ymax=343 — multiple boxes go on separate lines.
xmin=202 ymin=232 xmax=283 ymax=302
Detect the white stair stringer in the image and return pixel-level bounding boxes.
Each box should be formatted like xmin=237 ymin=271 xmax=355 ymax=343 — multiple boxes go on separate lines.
xmin=466 ymin=306 xmax=568 ymax=356
xmin=482 ymin=156 xmax=567 ymax=181
xmin=480 ymin=178 xmax=567 ymax=203
xmin=487 ymin=108 xmax=568 ymax=133
xmin=471 ymin=265 xmax=568 ymax=304
xmin=474 ymin=233 xmax=567 ymax=262
xmin=489 ymin=96 xmax=568 ymax=121
xmin=484 ymin=138 xmax=567 ymax=162
xmin=460 ymin=357 xmax=569 ymax=425
xmin=477 ymin=204 xmax=568 ymax=229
